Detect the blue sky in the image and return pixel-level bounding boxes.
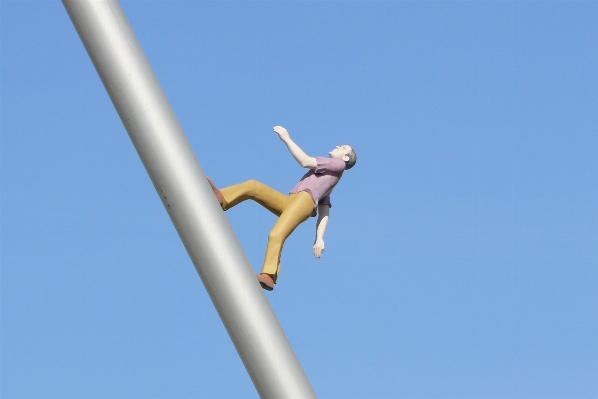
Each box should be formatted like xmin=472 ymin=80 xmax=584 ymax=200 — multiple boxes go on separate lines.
xmin=2 ymin=1 xmax=597 ymax=398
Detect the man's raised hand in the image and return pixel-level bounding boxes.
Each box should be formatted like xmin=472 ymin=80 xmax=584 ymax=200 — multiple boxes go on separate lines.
xmin=274 ymin=126 xmax=317 ymax=168
xmin=273 ymin=126 xmax=290 ymax=142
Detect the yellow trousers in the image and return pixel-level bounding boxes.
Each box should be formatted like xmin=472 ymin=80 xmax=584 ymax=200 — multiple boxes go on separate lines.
xmin=220 ymin=180 xmax=314 ymax=282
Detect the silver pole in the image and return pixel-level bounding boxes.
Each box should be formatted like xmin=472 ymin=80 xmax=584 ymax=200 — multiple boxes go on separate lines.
xmin=62 ymin=1 xmax=316 ymax=398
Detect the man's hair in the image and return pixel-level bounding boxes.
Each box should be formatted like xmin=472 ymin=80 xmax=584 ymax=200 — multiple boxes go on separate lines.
xmin=344 ymin=147 xmax=357 ymax=170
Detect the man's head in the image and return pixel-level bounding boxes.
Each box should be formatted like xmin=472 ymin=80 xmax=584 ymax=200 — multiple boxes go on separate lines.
xmin=329 ymin=145 xmax=357 ymax=170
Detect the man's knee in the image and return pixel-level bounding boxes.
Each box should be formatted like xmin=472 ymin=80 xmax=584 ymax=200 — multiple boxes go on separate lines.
xmin=268 ymin=228 xmax=285 ymax=243
xmin=244 ymin=179 xmax=262 ymax=193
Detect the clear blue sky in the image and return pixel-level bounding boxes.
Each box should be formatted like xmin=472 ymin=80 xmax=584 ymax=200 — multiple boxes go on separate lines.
xmin=2 ymin=1 xmax=597 ymax=398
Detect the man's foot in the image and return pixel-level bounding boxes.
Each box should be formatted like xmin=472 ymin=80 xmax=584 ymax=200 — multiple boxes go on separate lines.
xmin=256 ymin=274 xmax=274 ymax=291
xmin=207 ymin=177 xmax=224 ymax=206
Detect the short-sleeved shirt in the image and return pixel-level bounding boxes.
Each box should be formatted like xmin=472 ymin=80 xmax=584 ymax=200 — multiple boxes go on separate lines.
xmin=289 ymin=157 xmax=345 ymax=216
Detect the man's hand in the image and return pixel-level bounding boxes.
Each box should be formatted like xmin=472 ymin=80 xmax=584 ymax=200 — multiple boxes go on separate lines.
xmin=313 ymin=238 xmax=325 ymax=259
xmin=273 ymin=126 xmax=290 ymax=142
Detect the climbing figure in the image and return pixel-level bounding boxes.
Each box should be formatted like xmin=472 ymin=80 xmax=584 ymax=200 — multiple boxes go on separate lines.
xmin=209 ymin=126 xmax=356 ymax=291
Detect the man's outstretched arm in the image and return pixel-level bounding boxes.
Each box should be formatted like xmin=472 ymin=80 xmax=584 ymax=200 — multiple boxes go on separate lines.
xmin=273 ymin=126 xmax=318 ymax=169
xmin=313 ymin=204 xmax=330 ymax=258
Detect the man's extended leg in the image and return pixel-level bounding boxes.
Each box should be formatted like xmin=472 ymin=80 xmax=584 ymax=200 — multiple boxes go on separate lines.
xmin=208 ymin=179 xmax=313 ymax=291
xmin=220 ymin=179 xmax=287 ymax=216
xmin=261 ymin=191 xmax=314 ymax=283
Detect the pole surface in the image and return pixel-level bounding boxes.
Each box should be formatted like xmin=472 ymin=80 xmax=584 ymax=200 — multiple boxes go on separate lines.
xmin=62 ymin=1 xmax=317 ymax=398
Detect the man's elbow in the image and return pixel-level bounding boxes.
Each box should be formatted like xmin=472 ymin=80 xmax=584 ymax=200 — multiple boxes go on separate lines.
xmin=300 ymin=157 xmax=318 ymax=168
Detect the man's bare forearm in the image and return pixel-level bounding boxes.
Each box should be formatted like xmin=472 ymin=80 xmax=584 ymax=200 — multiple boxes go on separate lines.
xmin=313 ymin=205 xmax=329 ymax=258
xmin=284 ymin=137 xmax=317 ymax=168
xmin=273 ymin=126 xmax=317 ymax=169
xmin=315 ymin=209 xmax=329 ymax=240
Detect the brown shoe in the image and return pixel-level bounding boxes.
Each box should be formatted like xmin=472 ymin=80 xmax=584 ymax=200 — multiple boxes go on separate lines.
xmin=256 ymin=274 xmax=274 ymax=291
xmin=207 ymin=177 xmax=225 ymax=206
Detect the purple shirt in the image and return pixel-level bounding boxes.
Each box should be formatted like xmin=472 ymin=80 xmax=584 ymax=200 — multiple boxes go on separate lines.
xmin=289 ymin=157 xmax=345 ymax=216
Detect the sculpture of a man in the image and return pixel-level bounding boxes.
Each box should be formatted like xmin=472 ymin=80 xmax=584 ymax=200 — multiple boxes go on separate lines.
xmin=209 ymin=126 xmax=356 ymax=291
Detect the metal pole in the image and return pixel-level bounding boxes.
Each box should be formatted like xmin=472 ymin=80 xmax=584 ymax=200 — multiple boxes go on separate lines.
xmin=62 ymin=1 xmax=316 ymax=398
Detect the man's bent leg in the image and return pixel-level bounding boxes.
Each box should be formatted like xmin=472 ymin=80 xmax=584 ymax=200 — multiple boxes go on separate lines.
xmin=261 ymin=191 xmax=314 ymax=282
xmin=220 ymin=180 xmax=287 ymax=216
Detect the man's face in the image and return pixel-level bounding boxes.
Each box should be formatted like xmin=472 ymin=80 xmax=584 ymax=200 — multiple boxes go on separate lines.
xmin=329 ymin=145 xmax=352 ymax=162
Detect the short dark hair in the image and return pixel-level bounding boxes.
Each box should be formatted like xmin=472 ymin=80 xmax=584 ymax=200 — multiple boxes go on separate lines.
xmin=344 ymin=147 xmax=357 ymax=170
